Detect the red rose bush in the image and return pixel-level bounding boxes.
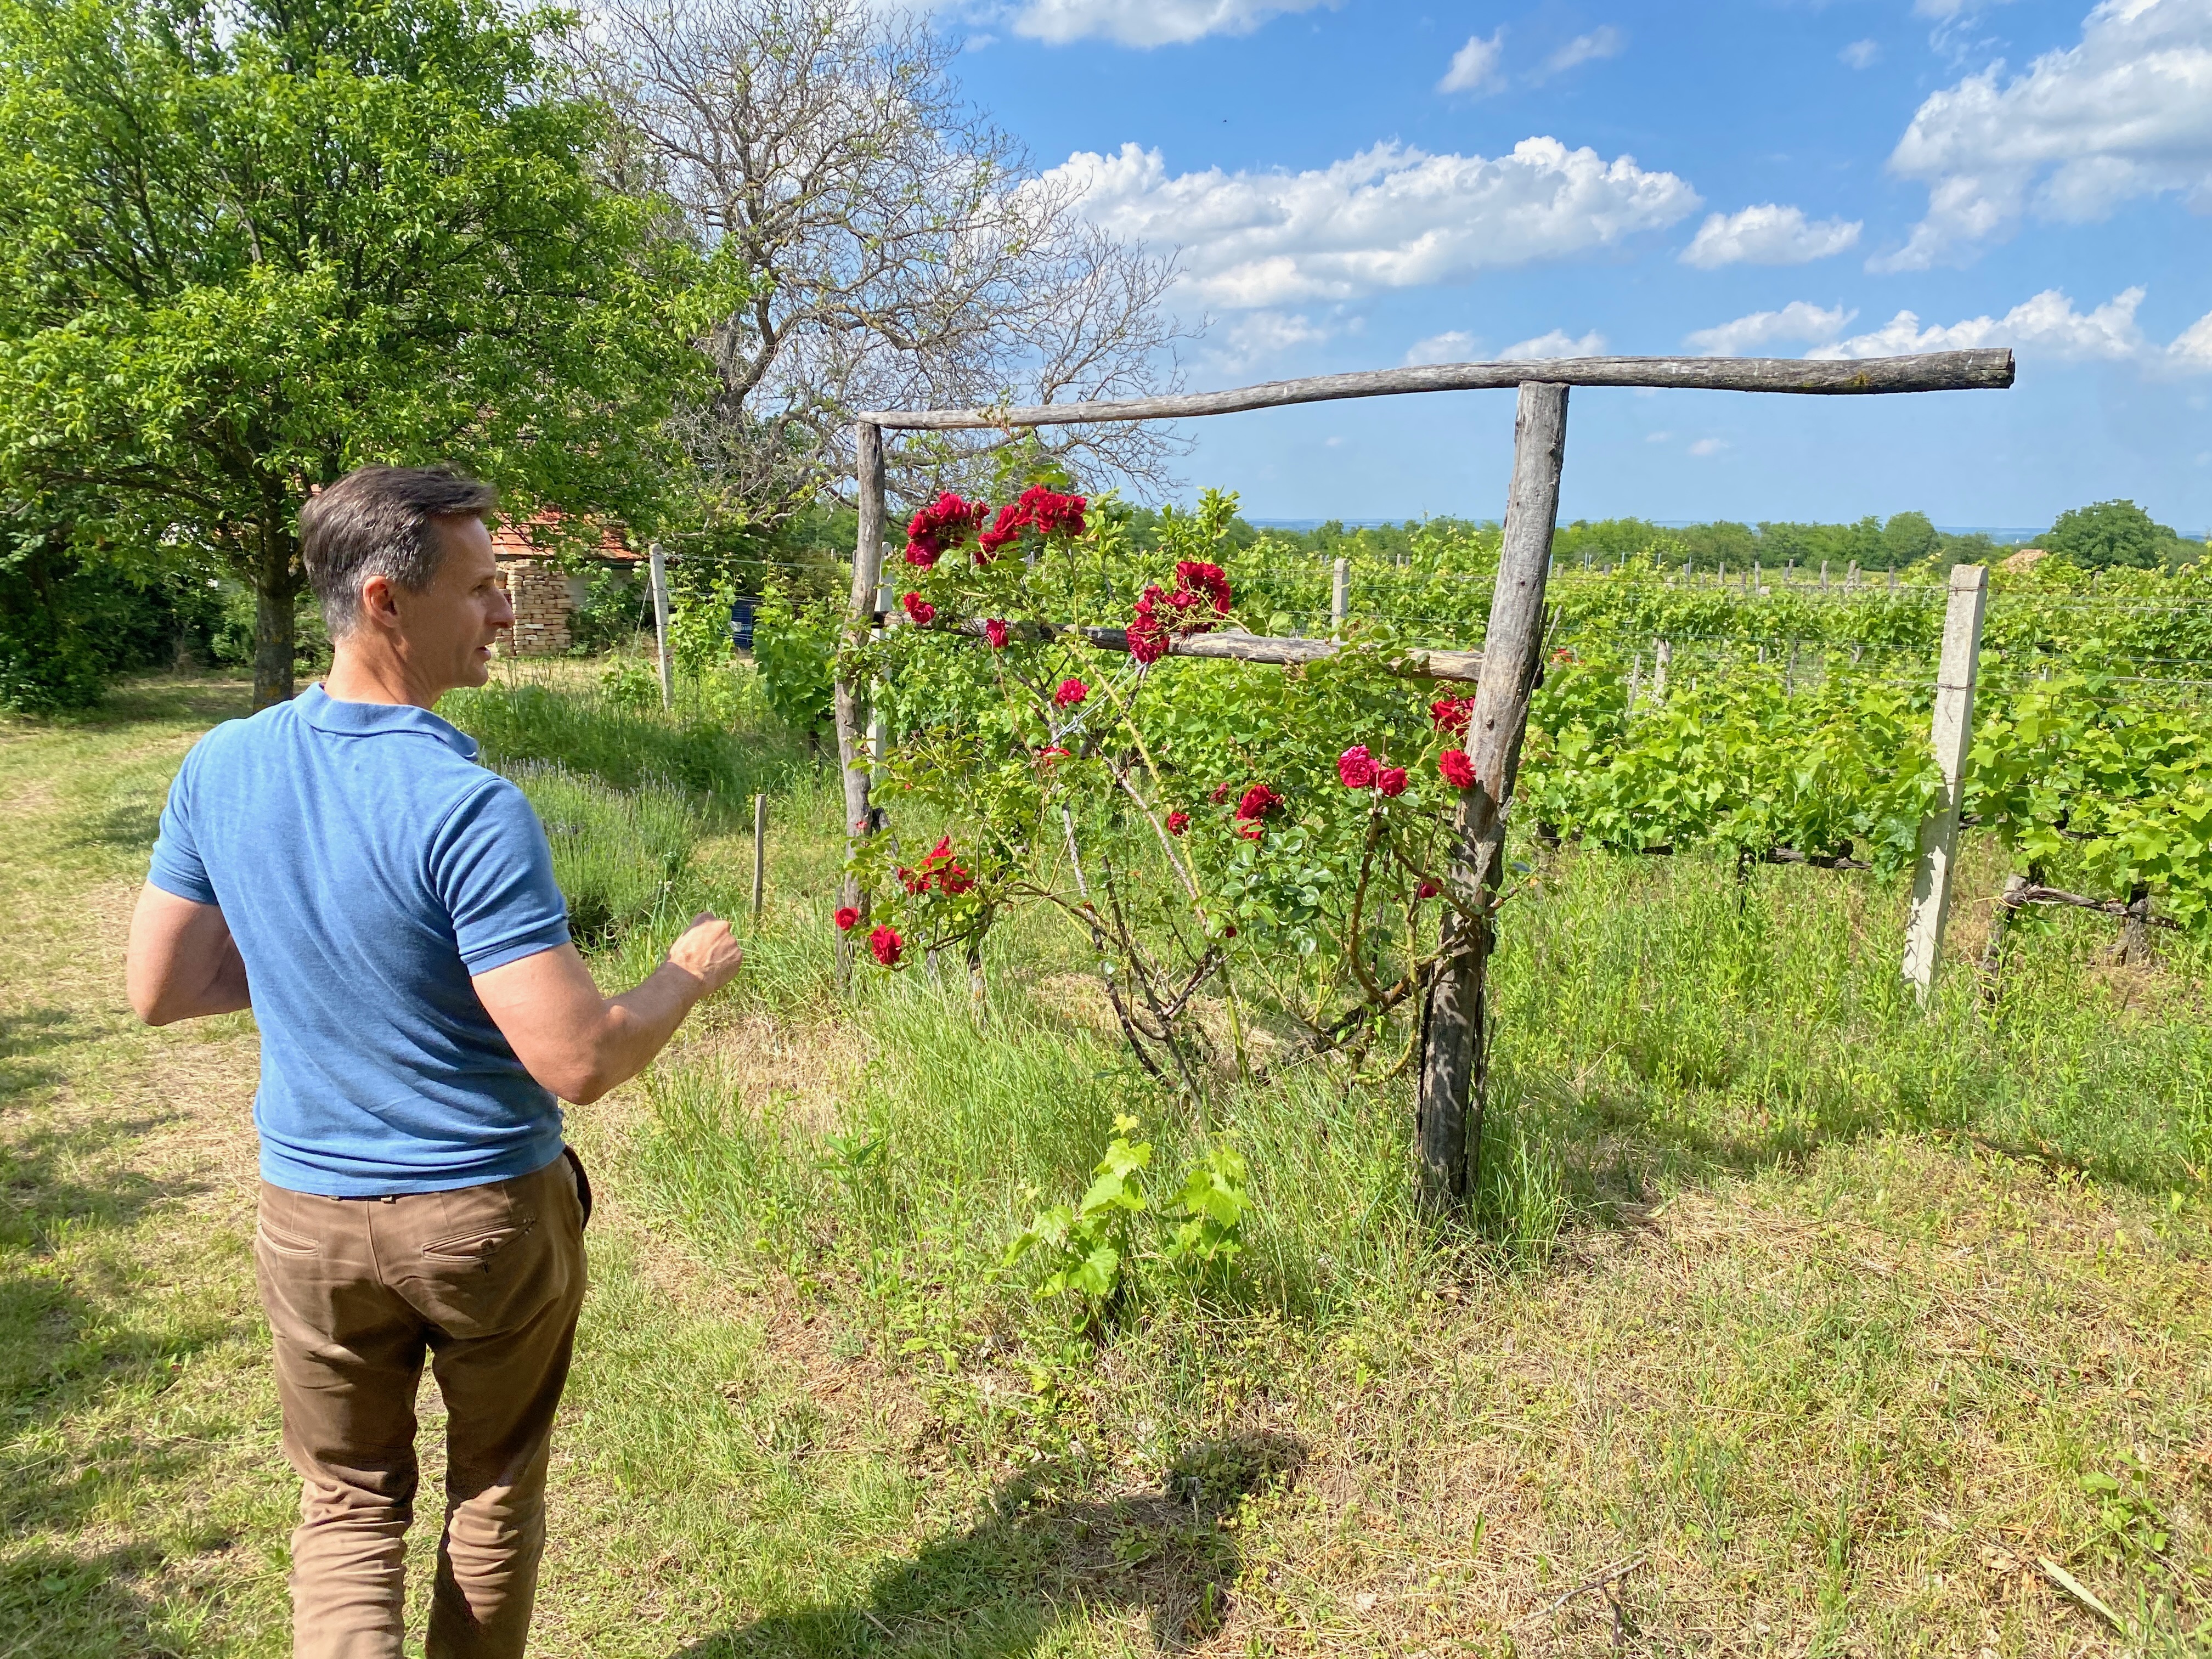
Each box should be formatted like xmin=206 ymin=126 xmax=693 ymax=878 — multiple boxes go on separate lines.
xmin=844 ymin=484 xmax=1488 ymax=1090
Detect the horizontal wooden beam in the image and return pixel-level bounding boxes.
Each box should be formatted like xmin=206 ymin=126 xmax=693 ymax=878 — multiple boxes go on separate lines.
xmin=860 ymin=350 xmax=2016 ymax=430
xmin=878 ymin=614 xmax=1483 ymax=683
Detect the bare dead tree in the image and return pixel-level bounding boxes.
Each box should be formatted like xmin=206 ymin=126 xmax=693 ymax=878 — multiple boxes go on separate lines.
xmin=571 ymin=0 xmax=1189 ymax=521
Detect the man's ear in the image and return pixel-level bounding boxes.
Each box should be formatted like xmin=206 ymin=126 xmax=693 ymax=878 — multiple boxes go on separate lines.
xmin=357 ymin=571 xmax=403 ymax=631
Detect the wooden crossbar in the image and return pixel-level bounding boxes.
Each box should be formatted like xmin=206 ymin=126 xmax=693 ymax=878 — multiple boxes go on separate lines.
xmin=877 ymin=614 xmax=1483 ymax=682
xmin=860 ymin=350 xmax=2015 ymax=430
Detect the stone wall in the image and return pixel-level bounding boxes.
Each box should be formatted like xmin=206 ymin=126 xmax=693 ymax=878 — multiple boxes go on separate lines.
xmin=494 ymin=560 xmax=572 ymax=655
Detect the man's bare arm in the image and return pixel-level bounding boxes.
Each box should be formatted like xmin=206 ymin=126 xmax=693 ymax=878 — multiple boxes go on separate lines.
xmin=127 ymin=885 xmax=252 ymax=1025
xmin=472 ymin=913 xmax=743 ymax=1105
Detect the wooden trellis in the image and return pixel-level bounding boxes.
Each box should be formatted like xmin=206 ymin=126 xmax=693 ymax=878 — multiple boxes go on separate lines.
xmin=833 ymin=348 xmax=2015 ymax=1203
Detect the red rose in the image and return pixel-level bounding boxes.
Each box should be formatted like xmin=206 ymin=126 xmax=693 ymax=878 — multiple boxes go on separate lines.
xmin=869 ymin=924 xmax=903 ymax=967
xmin=985 ymin=618 xmax=1009 ymax=649
xmin=1173 ymin=560 xmax=1232 ymax=615
xmin=1234 ymin=783 xmax=1282 ymax=822
xmin=1053 ymin=678 xmax=1089 ymax=708
xmin=1166 ymin=809 xmax=1190 ymax=836
xmin=1376 ymin=766 xmax=1408 ymax=797
xmin=939 ymin=864 xmax=974 ymax=895
xmin=1209 ymin=781 xmax=1236 ymax=805
xmin=834 ymin=906 xmax=860 ymax=931
xmin=1430 ymin=696 xmax=1474 ymax=735
xmin=1438 ymin=749 xmax=1477 ymax=790
xmin=1037 ymin=746 xmax=1070 ymax=763
xmin=1552 ymin=646 xmax=1577 ymax=665
xmin=1337 ymin=745 xmax=1378 ymax=789
xmin=1237 ymin=822 xmax=1263 ymax=842
xmin=1128 ymin=614 xmax=1168 ymax=664
xmin=901 ymin=592 xmax=935 ymax=627
xmin=1223 ymin=924 xmax=1238 ymax=938
xmin=907 ymin=493 xmax=987 ymax=568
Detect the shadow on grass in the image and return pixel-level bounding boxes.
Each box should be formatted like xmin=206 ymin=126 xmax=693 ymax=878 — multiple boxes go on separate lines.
xmin=0 ymin=1008 xmax=98 ymax=1098
xmin=0 ymin=1093 xmax=235 ymax=1542
xmin=674 ymin=1431 xmax=1304 ymax=1658
xmin=0 ymin=1545 xmax=176 ymax=1659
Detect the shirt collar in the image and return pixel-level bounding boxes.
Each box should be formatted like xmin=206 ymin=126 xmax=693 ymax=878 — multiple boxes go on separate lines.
xmin=296 ymin=683 xmax=480 ymax=760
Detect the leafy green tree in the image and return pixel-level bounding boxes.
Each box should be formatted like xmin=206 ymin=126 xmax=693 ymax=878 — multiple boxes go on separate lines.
xmin=0 ymin=0 xmax=712 ymax=706
xmin=1881 ymin=511 xmax=1939 ymax=567
xmin=2043 ymin=500 xmax=2175 ymax=571
xmin=1 ymin=504 xmax=223 ymax=709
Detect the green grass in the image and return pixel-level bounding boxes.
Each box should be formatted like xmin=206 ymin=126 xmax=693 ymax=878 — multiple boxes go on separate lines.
xmin=3 ymin=669 xmax=2209 ymax=1656
xmin=513 ymin=761 xmax=701 ymax=946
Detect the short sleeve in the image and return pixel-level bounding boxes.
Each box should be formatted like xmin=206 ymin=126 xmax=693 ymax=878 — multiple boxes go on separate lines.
xmin=148 ymin=743 xmax=217 ymax=905
xmin=429 ymin=777 xmax=572 ymax=974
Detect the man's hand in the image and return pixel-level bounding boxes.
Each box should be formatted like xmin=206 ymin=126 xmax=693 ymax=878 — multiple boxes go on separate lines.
xmin=473 ymin=912 xmax=743 ymax=1105
xmin=665 ymin=912 xmax=744 ymax=995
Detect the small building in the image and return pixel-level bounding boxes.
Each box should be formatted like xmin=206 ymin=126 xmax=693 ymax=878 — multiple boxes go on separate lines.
xmin=490 ymin=514 xmax=639 ymax=655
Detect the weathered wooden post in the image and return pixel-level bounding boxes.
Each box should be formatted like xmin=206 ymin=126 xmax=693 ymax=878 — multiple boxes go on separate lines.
xmin=833 ymin=424 xmax=888 ymax=985
xmin=1417 ymin=381 xmax=1569 ymax=1203
xmin=1901 ymin=562 xmax=1989 ymax=1003
xmin=751 ymin=792 xmax=768 ymax=922
xmin=1331 ymin=557 xmax=1349 ymax=635
xmin=648 ymin=541 xmax=673 ymax=711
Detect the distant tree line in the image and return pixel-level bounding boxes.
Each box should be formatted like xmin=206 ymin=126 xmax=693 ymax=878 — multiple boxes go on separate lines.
xmin=1256 ymin=501 xmax=2204 ymax=575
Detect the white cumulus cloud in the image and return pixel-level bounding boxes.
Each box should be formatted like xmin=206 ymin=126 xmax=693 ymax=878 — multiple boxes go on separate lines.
xmin=1809 ymin=286 xmax=2151 ymax=361
xmin=1007 ymin=0 xmax=1334 ymax=46
xmin=1840 ymin=38 xmax=1882 ymax=69
xmin=1684 ymin=302 xmax=1858 ymax=357
xmin=1500 ymin=328 xmax=1606 ymax=360
xmin=1404 ymin=329 xmax=1479 ymax=365
xmin=1207 ymin=309 xmax=1334 ymax=370
xmin=1688 ymin=437 xmax=1729 ymax=457
xmin=1438 ymin=29 xmax=1506 ymax=93
xmin=1876 ymin=0 xmax=2212 ymax=270
xmin=1046 ymin=137 xmax=1700 ymax=309
xmin=1541 ymin=25 xmax=1625 ymax=77
xmin=1679 ymin=204 xmax=1863 ymax=269
xmin=2171 ymin=309 xmax=2212 ymax=372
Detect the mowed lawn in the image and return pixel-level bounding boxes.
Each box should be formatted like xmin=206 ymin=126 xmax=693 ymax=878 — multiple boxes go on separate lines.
xmin=4 ymin=673 xmax=2211 ymax=1658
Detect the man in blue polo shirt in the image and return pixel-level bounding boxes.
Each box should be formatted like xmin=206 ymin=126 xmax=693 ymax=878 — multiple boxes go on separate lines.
xmin=126 ymin=465 xmax=743 ymax=1659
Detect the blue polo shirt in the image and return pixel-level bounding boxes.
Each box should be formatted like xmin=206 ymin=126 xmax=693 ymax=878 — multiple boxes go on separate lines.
xmin=148 ymin=684 xmax=572 ymax=1196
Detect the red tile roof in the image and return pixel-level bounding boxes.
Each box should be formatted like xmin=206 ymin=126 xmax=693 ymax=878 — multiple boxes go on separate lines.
xmin=490 ymin=510 xmax=638 ymax=562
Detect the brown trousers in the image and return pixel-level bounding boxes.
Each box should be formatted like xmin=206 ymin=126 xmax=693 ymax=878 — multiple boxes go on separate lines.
xmin=254 ymin=1151 xmax=589 ymax=1659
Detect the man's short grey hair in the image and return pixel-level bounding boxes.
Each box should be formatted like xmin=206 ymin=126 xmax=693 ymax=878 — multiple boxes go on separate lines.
xmin=300 ymin=465 xmax=500 ymax=637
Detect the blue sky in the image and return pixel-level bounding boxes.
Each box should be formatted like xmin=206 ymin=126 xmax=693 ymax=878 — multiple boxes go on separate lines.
xmin=940 ymin=0 xmax=2212 ymax=531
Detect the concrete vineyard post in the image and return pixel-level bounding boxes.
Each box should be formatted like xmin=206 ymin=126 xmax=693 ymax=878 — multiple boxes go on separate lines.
xmin=1901 ymin=562 xmax=1989 ymax=1003
xmin=1331 ymin=557 xmax=1348 ymax=635
xmin=648 ymin=542 xmax=673 ymax=712
xmin=751 ymin=793 xmax=768 ymax=922
xmin=833 ymin=421 xmax=887 ymax=986
xmin=1417 ymin=380 xmax=1568 ymax=1204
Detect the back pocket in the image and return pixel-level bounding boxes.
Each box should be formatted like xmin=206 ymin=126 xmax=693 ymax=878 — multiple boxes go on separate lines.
xmin=421 ymin=1217 xmax=537 ymax=1270
xmin=256 ymin=1212 xmax=321 ymax=1259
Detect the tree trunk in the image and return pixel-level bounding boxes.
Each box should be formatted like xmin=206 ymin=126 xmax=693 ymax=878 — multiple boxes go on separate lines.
xmin=251 ymin=531 xmax=300 ymax=708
